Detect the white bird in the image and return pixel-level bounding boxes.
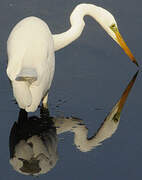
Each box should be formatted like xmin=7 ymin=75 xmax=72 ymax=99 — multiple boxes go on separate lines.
xmin=7 ymin=3 xmax=138 ymax=112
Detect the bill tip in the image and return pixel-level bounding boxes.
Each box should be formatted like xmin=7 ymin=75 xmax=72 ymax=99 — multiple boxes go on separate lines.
xmin=133 ymin=59 xmax=139 ymax=67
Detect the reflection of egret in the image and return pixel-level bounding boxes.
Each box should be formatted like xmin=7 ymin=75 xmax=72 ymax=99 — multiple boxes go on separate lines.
xmin=7 ymin=3 xmax=138 ymax=112
xmin=9 ymin=72 xmax=138 ymax=176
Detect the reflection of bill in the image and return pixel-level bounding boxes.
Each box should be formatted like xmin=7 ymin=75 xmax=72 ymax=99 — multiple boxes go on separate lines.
xmin=9 ymin=72 xmax=138 ymax=176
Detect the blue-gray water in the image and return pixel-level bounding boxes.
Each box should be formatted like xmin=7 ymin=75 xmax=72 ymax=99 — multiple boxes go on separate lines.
xmin=0 ymin=0 xmax=142 ymax=179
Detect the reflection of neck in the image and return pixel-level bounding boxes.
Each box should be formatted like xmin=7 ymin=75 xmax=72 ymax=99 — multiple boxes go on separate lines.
xmin=53 ymin=109 xmax=119 ymax=152
xmin=53 ymin=117 xmax=99 ymax=152
xmin=72 ymin=117 xmax=119 ymax=152
xmin=53 ymin=4 xmax=100 ymax=51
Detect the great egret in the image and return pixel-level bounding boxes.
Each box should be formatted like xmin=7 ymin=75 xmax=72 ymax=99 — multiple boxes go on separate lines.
xmin=7 ymin=3 xmax=138 ymax=112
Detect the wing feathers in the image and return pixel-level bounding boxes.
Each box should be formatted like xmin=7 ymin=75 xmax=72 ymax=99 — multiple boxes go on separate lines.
xmin=16 ymin=68 xmax=37 ymax=84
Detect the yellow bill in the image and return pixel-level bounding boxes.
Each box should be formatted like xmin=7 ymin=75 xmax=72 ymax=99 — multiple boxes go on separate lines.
xmin=115 ymin=30 xmax=139 ymax=67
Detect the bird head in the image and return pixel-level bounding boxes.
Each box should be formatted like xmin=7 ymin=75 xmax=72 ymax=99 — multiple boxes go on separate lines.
xmin=96 ymin=7 xmax=138 ymax=66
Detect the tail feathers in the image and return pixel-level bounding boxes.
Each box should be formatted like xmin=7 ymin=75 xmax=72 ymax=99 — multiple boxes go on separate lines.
xmin=16 ymin=68 xmax=37 ymax=84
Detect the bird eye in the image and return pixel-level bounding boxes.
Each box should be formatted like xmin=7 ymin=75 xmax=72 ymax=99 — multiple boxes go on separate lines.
xmin=112 ymin=112 xmax=120 ymax=123
xmin=110 ymin=24 xmax=117 ymax=32
xmin=110 ymin=24 xmax=115 ymax=28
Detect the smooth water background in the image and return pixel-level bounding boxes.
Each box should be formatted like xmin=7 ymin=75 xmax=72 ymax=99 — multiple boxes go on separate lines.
xmin=0 ymin=0 xmax=142 ymax=179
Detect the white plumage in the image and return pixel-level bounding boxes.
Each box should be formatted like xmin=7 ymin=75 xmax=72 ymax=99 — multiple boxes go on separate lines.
xmin=7 ymin=4 xmax=137 ymax=112
xmin=7 ymin=17 xmax=55 ymax=112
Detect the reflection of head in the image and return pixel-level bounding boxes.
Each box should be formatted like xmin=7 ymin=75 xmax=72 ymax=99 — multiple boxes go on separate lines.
xmin=9 ymin=108 xmax=58 ymax=176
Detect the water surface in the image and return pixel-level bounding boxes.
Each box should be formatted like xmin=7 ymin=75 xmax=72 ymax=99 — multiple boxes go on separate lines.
xmin=0 ymin=0 xmax=142 ymax=179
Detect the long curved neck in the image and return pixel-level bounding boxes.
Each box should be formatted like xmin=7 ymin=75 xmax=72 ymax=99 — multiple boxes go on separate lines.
xmin=53 ymin=4 xmax=100 ymax=51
